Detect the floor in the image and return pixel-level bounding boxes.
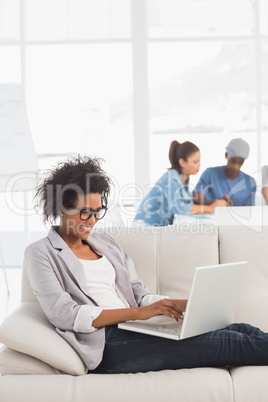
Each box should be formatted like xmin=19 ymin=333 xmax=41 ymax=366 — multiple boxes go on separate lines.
xmin=0 ymin=267 xmax=22 ymax=326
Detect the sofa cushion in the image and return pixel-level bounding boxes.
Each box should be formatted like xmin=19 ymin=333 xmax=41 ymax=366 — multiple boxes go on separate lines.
xmin=75 ymin=367 xmax=233 ymax=402
xmin=0 ymin=302 xmax=87 ymax=375
xmin=158 ymin=225 xmax=219 ymax=298
xmin=219 ymin=225 xmax=268 ymax=332
xmin=230 ymin=366 xmax=268 ymax=402
xmin=0 ymin=374 xmax=76 ymax=402
xmin=0 ymin=345 xmax=61 ymax=375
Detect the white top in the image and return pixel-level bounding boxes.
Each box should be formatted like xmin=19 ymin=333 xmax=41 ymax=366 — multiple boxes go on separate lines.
xmin=73 ymin=256 xmax=169 ymax=334
xmin=82 ymin=255 xmax=129 ymax=309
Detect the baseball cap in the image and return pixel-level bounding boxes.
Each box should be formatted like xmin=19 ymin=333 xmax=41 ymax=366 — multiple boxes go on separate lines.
xmin=225 ymin=138 xmax=250 ymax=159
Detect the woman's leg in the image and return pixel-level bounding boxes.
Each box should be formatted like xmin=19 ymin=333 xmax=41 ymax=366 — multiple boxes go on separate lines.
xmin=225 ymin=323 xmax=266 ymax=336
xmin=94 ymin=323 xmax=268 ymax=374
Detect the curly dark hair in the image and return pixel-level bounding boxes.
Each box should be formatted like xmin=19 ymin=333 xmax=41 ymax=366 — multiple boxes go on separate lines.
xmin=34 ymin=156 xmax=111 ymax=224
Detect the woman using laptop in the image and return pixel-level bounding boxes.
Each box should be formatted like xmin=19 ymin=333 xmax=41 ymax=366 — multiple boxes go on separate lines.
xmin=25 ymin=155 xmax=268 ymax=373
xmin=134 ymin=140 xmax=227 ymax=226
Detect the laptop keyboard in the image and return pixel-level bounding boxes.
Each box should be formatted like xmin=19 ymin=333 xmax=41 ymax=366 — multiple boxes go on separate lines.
xmin=152 ymin=320 xmax=183 ymax=334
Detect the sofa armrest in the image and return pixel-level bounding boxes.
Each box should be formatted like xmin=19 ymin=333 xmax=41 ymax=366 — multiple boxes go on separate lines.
xmin=0 ymin=302 xmax=87 ymax=375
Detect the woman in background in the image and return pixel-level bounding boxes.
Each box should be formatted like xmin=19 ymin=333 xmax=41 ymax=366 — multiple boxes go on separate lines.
xmin=134 ymin=140 xmax=227 ymax=226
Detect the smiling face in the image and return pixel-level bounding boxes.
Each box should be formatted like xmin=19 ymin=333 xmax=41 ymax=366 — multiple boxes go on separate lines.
xmin=59 ymin=193 xmax=102 ymax=244
xmin=179 ymin=151 xmax=201 ymax=176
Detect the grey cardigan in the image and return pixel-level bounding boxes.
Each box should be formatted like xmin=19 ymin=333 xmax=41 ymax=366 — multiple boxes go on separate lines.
xmin=24 ymin=227 xmax=151 ymax=370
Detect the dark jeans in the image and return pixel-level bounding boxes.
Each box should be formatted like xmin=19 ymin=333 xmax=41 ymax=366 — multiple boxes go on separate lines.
xmin=93 ymin=323 xmax=268 ymax=374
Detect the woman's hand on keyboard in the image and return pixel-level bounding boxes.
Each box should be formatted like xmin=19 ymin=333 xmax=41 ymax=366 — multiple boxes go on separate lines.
xmin=137 ymin=299 xmax=184 ymax=321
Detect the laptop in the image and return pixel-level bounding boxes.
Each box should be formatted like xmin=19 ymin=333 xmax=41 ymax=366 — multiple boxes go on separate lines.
xmin=118 ymin=261 xmax=247 ymax=340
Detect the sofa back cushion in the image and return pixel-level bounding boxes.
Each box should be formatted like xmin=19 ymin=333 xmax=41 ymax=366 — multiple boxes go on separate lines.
xmin=158 ymin=225 xmax=219 ymax=298
xmin=219 ymin=225 xmax=268 ymax=332
xmin=103 ymin=224 xmax=219 ymax=298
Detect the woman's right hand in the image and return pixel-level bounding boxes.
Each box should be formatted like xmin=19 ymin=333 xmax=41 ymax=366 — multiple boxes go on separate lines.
xmin=92 ymin=300 xmax=184 ymax=328
xmin=137 ymin=299 xmax=184 ymax=321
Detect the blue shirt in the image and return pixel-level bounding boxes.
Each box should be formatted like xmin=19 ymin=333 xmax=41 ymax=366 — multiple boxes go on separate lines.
xmin=134 ymin=169 xmax=193 ymax=226
xmin=194 ymin=166 xmax=256 ymax=206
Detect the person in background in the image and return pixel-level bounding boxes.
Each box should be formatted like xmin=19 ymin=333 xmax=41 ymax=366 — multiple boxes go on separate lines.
xmin=134 ymin=140 xmax=227 ymax=226
xmin=193 ymin=138 xmax=256 ymax=207
xmin=262 ymin=165 xmax=268 ymax=205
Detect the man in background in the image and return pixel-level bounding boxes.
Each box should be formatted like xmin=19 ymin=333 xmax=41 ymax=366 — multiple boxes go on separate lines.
xmin=193 ymin=138 xmax=256 ymax=207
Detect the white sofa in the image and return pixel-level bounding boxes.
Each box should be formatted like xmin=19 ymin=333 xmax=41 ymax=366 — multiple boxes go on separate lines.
xmin=1 ymin=220 xmax=268 ymax=402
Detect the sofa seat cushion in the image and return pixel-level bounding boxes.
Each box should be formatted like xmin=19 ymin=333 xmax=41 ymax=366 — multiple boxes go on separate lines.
xmin=0 ymin=367 xmax=233 ymax=402
xmin=230 ymin=366 xmax=268 ymax=402
xmin=0 ymin=374 xmax=76 ymax=402
xmin=0 ymin=302 xmax=87 ymax=375
xmin=74 ymin=367 xmax=233 ymax=402
xmin=0 ymin=345 xmax=61 ymax=375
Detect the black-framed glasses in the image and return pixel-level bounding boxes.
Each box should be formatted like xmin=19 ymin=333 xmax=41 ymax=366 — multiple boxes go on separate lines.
xmin=70 ymin=206 xmax=107 ymax=221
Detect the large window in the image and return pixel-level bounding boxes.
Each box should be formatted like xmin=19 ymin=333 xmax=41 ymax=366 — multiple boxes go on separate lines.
xmin=261 ymin=40 xmax=268 ymax=164
xmin=0 ymin=0 xmax=268 ymax=247
xmin=147 ymin=0 xmax=267 ymax=189
xmin=25 ymin=0 xmax=131 ymax=41
xmin=25 ymin=0 xmax=133 ymax=190
xmin=0 ymin=0 xmax=133 ymax=255
xmin=148 ymin=40 xmax=257 ymax=185
xmin=147 ymin=0 xmax=255 ymax=38
xmin=26 ymin=43 xmax=133 ymax=182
